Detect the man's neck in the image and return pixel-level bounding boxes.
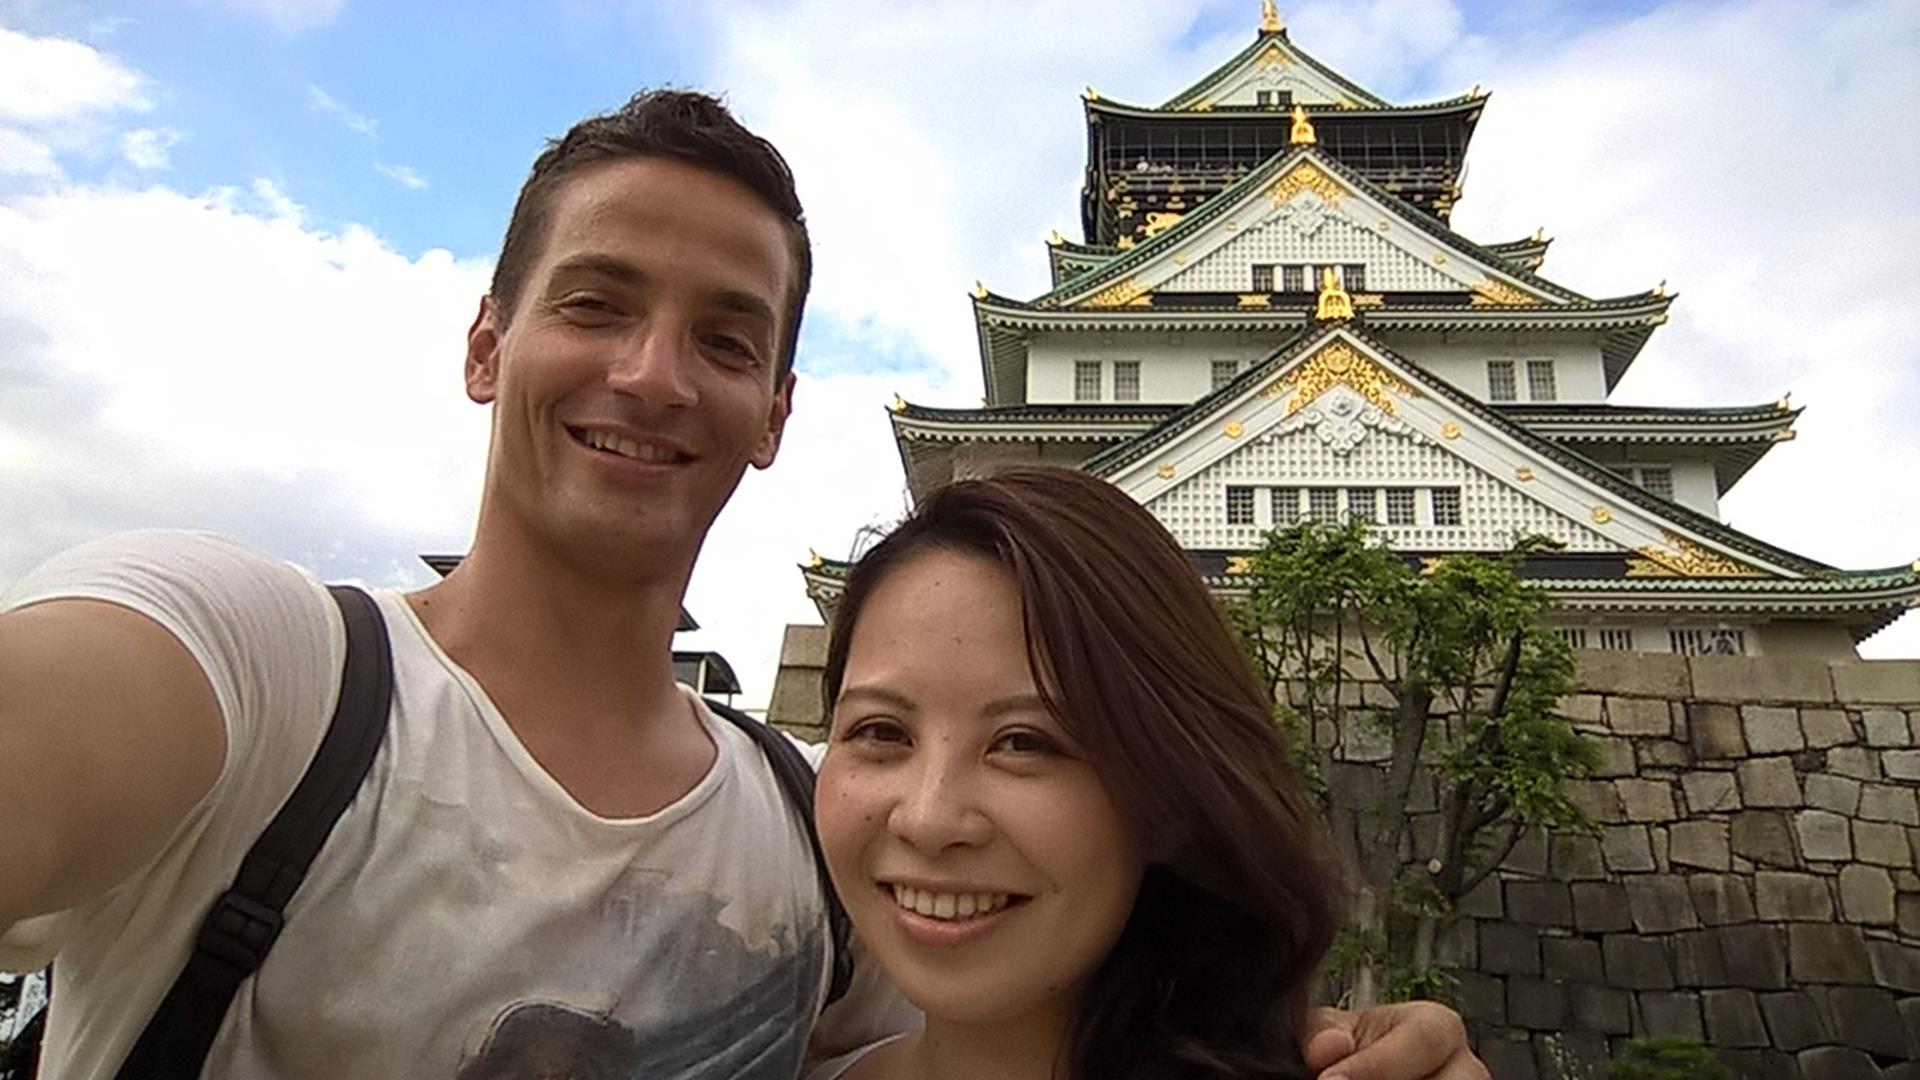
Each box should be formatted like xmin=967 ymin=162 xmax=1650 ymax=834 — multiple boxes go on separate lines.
xmin=405 ymin=526 xmax=711 ymax=817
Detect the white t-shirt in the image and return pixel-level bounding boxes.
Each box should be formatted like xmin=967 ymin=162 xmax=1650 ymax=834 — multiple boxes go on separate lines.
xmin=1 ymin=531 xmax=913 ymax=1079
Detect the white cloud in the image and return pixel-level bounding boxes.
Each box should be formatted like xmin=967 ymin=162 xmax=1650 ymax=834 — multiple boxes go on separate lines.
xmin=307 ymin=83 xmax=378 ymax=137
xmin=208 ymin=0 xmax=346 ymax=32
xmin=121 ymin=126 xmax=182 ymax=169
xmin=377 ymin=162 xmax=429 ymax=190
xmin=0 ymin=23 xmax=150 ymax=181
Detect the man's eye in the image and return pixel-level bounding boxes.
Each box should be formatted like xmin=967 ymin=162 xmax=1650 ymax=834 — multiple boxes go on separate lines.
xmin=705 ymin=335 xmax=758 ymax=360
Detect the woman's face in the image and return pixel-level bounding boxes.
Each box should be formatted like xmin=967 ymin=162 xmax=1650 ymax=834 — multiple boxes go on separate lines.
xmin=817 ymin=548 xmax=1145 ymax=1028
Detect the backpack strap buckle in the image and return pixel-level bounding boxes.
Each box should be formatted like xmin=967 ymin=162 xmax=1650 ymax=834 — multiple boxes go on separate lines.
xmin=189 ymin=889 xmax=285 ymax=989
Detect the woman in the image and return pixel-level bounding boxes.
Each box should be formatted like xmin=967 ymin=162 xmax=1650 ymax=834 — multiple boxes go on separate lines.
xmin=809 ymin=467 xmax=1338 ymax=1080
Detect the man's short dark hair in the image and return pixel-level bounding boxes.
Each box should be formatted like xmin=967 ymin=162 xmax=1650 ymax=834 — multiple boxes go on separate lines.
xmin=490 ymin=89 xmax=811 ymax=381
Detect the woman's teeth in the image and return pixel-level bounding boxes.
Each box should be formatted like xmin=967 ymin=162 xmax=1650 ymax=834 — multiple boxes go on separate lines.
xmin=891 ymin=884 xmax=1013 ymax=921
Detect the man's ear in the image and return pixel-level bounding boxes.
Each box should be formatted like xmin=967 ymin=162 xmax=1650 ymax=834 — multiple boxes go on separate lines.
xmin=750 ymin=370 xmax=797 ymax=470
xmin=465 ymin=295 xmax=504 ymax=404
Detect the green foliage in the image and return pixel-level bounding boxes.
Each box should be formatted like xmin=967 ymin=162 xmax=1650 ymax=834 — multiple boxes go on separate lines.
xmin=1323 ymin=924 xmax=1387 ymax=973
xmin=1606 ymin=1036 xmax=1734 ymax=1080
xmin=1383 ymin=965 xmax=1457 ymax=1006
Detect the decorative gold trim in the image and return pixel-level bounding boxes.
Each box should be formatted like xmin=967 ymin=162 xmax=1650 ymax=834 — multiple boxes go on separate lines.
xmin=1172 ymin=253 xmax=1188 ymax=265
xmin=1255 ymin=41 xmax=1288 ymax=68
xmin=1227 ymin=554 xmax=1255 ymax=575
xmin=971 ymin=281 xmax=988 ymax=299
xmin=1237 ymin=293 xmax=1272 ymax=307
xmin=889 ymin=393 xmax=906 ymax=413
xmin=1653 ymin=279 xmax=1667 ymax=297
xmin=1591 ymin=506 xmax=1612 ymax=524
xmin=1082 ymin=86 xmax=1100 ymax=101
xmin=1775 ymin=392 xmax=1792 ymax=411
xmin=1651 ymin=313 xmax=1668 ymax=325
xmin=1227 ymin=219 xmax=1241 ymax=231
xmin=1441 ymin=422 xmax=1461 ymax=440
xmin=1225 ymin=420 xmax=1244 ymax=438
xmin=1082 ymin=276 xmax=1149 ymax=308
xmin=1351 ymin=293 xmax=1384 ymax=308
xmin=1470 ymin=277 xmax=1541 ymax=306
xmin=808 ymin=549 xmax=824 ymax=569
xmin=1314 ymin=266 xmax=1353 ymax=321
xmin=1259 ymin=340 xmax=1418 ymax=417
xmin=1432 ymin=252 xmax=1448 ymax=265
xmin=1625 ymin=531 xmax=1764 ymax=578
xmin=1142 ymin=211 xmax=1183 ymax=238
xmin=1289 ymin=104 xmax=1317 ymax=145
xmin=1115 ymin=235 xmax=1135 ymax=250
xmin=1268 ymin=161 xmax=1342 ymax=206
xmin=1046 ymin=229 xmax=1065 ymax=246
xmin=1377 ymin=219 xmax=1391 ymax=233
xmin=1772 ymin=428 xmax=1797 ymax=442
xmin=1157 ymin=464 xmax=1176 ymax=480
xmin=1191 ymin=97 xmax=1215 ymax=112
xmin=1531 ymin=226 xmax=1547 ymax=242
xmin=1260 ymin=0 xmax=1283 ymax=33
xmin=1515 ymin=466 xmax=1534 ymax=482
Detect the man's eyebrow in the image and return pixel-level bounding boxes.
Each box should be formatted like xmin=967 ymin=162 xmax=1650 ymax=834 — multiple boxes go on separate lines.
xmin=547 ymin=252 xmax=647 ymax=286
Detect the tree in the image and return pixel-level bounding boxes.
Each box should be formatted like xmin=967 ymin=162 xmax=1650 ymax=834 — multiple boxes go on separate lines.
xmin=1229 ymin=520 xmax=1599 ymax=1008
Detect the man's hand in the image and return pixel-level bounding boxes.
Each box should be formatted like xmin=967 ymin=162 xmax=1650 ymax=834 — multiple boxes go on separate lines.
xmin=1300 ymin=1002 xmax=1490 ymax=1080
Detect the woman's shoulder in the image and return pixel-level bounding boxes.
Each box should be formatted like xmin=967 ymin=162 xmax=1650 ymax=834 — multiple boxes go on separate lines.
xmin=803 ymin=1034 xmax=905 ymax=1080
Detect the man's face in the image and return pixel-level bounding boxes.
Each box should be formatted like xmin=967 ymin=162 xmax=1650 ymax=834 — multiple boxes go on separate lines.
xmin=465 ymin=156 xmax=796 ymax=576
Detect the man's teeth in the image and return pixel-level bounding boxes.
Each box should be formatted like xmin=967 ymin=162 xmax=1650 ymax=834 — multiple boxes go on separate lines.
xmin=891 ymin=884 xmax=1012 ymax=921
xmin=579 ymin=429 xmax=680 ymax=463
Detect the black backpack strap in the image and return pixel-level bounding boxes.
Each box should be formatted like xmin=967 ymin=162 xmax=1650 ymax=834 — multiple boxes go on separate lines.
xmin=705 ymin=699 xmax=854 ymax=1009
xmin=115 ymin=584 xmax=394 ymax=1079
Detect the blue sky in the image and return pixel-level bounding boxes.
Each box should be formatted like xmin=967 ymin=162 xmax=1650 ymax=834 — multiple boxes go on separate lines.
xmin=2 ymin=0 xmax=1916 ymax=701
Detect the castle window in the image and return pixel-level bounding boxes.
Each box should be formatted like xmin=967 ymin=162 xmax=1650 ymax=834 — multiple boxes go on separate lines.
xmin=1385 ymin=488 xmax=1416 ymax=525
xmin=1346 ymin=488 xmax=1377 ymax=524
xmin=1597 ymin=628 xmax=1635 ymax=651
xmin=1431 ymin=487 xmax=1462 ymax=526
xmin=1272 ymin=488 xmax=1300 ymax=525
xmin=1308 ymin=488 xmax=1339 ymax=523
xmin=1637 ymin=466 xmax=1674 ymax=500
xmin=1487 ymin=361 xmax=1517 ymax=402
xmin=1281 ymin=264 xmax=1306 ymax=292
xmin=1671 ymin=628 xmax=1745 ymax=656
xmin=1113 ymin=361 xmax=1141 ymax=402
xmin=1341 ymin=264 xmax=1367 ymax=291
xmin=1526 ymin=360 xmax=1557 ymax=402
xmin=1074 ymin=360 xmax=1102 ymax=401
xmin=1226 ymin=486 xmax=1256 ymax=525
xmin=1211 ymin=360 xmax=1239 ymax=391
xmin=1251 ymin=264 xmax=1275 ymax=292
xmin=1559 ymin=628 xmax=1588 ymax=649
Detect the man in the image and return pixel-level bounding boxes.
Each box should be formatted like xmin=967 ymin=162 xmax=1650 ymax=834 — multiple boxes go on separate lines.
xmin=0 ymin=91 xmax=1486 ymax=1079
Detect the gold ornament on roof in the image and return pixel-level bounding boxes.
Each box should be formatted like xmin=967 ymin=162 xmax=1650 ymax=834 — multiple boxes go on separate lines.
xmin=1289 ymin=104 xmax=1317 ymax=145
xmin=1514 ymin=466 xmax=1534 ymax=482
xmin=1315 ymin=266 xmax=1354 ymax=321
xmin=1157 ymin=464 xmax=1176 ymax=479
xmin=1592 ymin=506 xmax=1613 ymax=524
xmin=1531 ymin=226 xmax=1547 ymax=242
xmin=971 ymin=280 xmax=989 ymax=299
xmin=1471 ymin=277 xmax=1540 ymax=306
xmin=1260 ymin=0 xmax=1284 ymax=33
xmin=1653 ymin=280 xmax=1667 ymax=297
xmin=1083 ymin=276 xmax=1151 ymax=308
xmin=1082 ymin=87 xmax=1101 ymax=101
xmin=808 ymin=549 xmax=824 ymax=569
xmin=1625 ymin=531 xmax=1763 ymax=578
xmin=1775 ymin=392 xmax=1792 ymax=411
xmin=1256 ymin=42 xmax=1288 ymax=68
xmin=1441 ymin=421 xmax=1461 ymax=439
xmin=1238 ymin=293 xmax=1272 ymax=307
xmin=1142 ymin=211 xmax=1184 ymax=238
xmin=1116 ymin=235 xmax=1136 ymax=249
xmin=1260 ymin=340 xmax=1417 ymax=417
xmin=889 ymin=393 xmax=907 ymax=413
xmin=1047 ymin=229 xmax=1065 ymax=246
xmin=1268 ymin=161 xmax=1342 ymax=206
xmin=1225 ymin=420 xmax=1244 ymax=438
xmin=1227 ymin=555 xmax=1255 ymax=575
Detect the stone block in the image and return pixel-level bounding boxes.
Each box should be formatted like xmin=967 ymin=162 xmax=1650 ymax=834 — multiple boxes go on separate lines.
xmin=1506 ymin=881 xmax=1573 ymax=927
xmin=1702 ymin=988 xmax=1768 ymax=1047
xmin=1436 ymin=916 xmax=1476 ymax=968
xmin=1549 ymin=834 xmax=1606 ymax=881
xmin=1861 ymin=782 xmax=1920 ymax=825
xmin=1341 ymin=718 xmax=1393 ymax=762
xmin=1687 ymin=701 xmax=1746 ymax=760
xmin=1650 ymin=825 xmax=1671 ymax=873
xmin=1804 ymin=771 xmax=1863 ymax=815
xmin=1796 ymin=1046 xmax=1881 ymax=1080
xmin=1743 ymin=705 xmax=1805 ymax=754
xmin=1455 ymin=970 xmax=1504 ymax=1025
xmin=1759 ymin=990 xmax=1832 ymax=1051
xmin=1827 ymin=744 xmax=1880 ymax=780
xmin=1689 ymin=873 xmax=1756 ymax=925
xmin=1603 ymin=933 xmax=1674 ymax=989
xmin=1794 ymin=808 xmax=1853 ymax=861
xmin=1577 ymin=650 xmax=1690 ymax=697
xmin=1681 ymin=770 xmax=1740 ymax=814
xmin=1788 ymin=923 xmax=1875 ymax=984
xmin=1867 ymin=938 xmax=1920 ymax=993
xmin=1716 ymin=924 xmax=1789 ymax=989
xmin=1500 ymin=828 xmax=1550 ymax=876
xmin=1636 ymin=990 xmax=1703 ymax=1039
xmin=1671 ymin=929 xmax=1725 ymax=986
xmin=1572 ymin=882 xmax=1632 ymax=933
xmin=1800 ymin=707 xmax=1856 ymax=748
xmin=1566 ymin=780 xmax=1625 ymax=824
xmin=1601 ymin=825 xmax=1656 ymax=872
xmin=1886 ymin=749 xmax=1920 ymax=781
xmin=1756 ymin=871 xmax=1833 ymax=921
xmin=1718 ymin=1050 xmax=1800 ymax=1080
xmin=1531 ymin=1031 xmax=1607 ymax=1080
xmin=1543 ymin=937 xmax=1604 ymax=983
xmin=1638 ymin=740 xmax=1691 ymax=768
xmin=1667 ymin=821 xmax=1730 ymax=872
xmin=1480 ymin=921 xmax=1541 ymax=975
xmin=1737 ymin=756 xmax=1803 ymax=808
xmin=1626 ymin=875 xmax=1700 ymax=932
xmin=1615 ymin=778 xmax=1678 ymax=823
xmin=1325 ymin=762 xmax=1383 ymax=810
xmin=1589 ymin=736 xmax=1636 ymax=778
xmin=1558 ymin=692 xmax=1604 ymax=726
xmin=1901 ymin=995 xmax=1920 ymax=1051
xmin=1831 ymin=659 xmax=1920 ymax=703
xmin=1694 ymin=653 xmax=1835 ymax=704
xmin=1730 ymin=810 xmax=1800 ymax=868
xmin=1506 ymin=976 xmax=1567 ymax=1031
xmin=1457 ymin=875 xmax=1503 ymax=918
xmin=1569 ymin=982 xmax=1631 ymax=1034
xmin=1839 ymin=863 xmax=1897 ymax=925
xmin=1478 ymin=1037 xmax=1540 ymax=1080
xmin=1903 ymin=894 xmax=1920 ymax=939
xmin=1607 ymin=696 xmax=1672 ymax=736
xmin=1856 ymin=820 xmax=1914 ymax=867
xmin=1828 ymin=986 xmax=1914 ymax=1059
xmin=1867 ymin=708 xmax=1916 ymax=747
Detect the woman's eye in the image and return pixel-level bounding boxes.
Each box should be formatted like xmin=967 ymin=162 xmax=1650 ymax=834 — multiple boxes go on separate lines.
xmin=990 ymin=728 xmax=1061 ymax=756
xmin=841 ymin=718 xmax=909 ymax=747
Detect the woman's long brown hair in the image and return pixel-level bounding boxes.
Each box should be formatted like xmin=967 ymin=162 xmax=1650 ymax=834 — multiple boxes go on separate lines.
xmin=823 ymin=466 xmax=1337 ymax=1080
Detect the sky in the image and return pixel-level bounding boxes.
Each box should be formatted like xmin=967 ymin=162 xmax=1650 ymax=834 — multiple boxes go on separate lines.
xmin=2 ymin=0 xmax=1916 ymax=707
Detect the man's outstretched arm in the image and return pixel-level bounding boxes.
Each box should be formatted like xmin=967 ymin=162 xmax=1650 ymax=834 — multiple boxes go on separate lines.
xmin=1301 ymin=1002 xmax=1490 ymax=1080
xmin=0 ymin=600 xmax=224 ymax=931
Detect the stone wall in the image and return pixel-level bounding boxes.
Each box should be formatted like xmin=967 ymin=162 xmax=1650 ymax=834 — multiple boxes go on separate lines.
xmin=1449 ymin=653 xmax=1920 ymax=1080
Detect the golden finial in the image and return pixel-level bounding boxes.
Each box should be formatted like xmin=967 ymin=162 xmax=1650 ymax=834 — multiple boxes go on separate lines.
xmin=889 ymin=393 xmax=907 ymax=413
xmin=808 ymin=549 xmax=824 ymax=569
xmin=1531 ymin=226 xmax=1546 ymax=243
xmin=1315 ymin=266 xmax=1353 ymax=321
xmin=1260 ymin=0 xmax=1283 ymax=33
xmin=1653 ymin=279 xmax=1667 ymax=297
xmin=1468 ymin=83 xmax=1485 ymax=98
xmin=1289 ymin=104 xmax=1316 ymax=145
xmin=1116 ymin=235 xmax=1135 ymax=249
xmin=1775 ymin=391 xmax=1792 ymax=411
xmin=1082 ymin=86 xmax=1101 ymax=101
xmin=1047 ymin=229 xmax=1065 ymax=246
xmin=971 ymin=280 xmax=988 ymax=299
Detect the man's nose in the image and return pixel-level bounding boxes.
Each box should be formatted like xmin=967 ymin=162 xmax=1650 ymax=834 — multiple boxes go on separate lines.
xmin=607 ymin=323 xmax=698 ymax=407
